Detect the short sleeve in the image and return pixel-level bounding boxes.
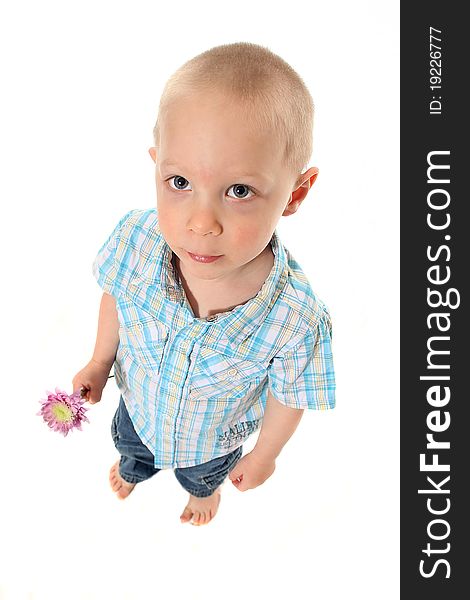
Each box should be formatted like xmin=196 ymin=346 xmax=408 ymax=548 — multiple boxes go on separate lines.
xmin=92 ymin=210 xmax=138 ymax=297
xmin=267 ymin=308 xmax=336 ymax=410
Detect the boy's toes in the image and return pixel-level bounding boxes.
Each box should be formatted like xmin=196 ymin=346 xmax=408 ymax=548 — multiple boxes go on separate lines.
xmin=180 ymin=490 xmax=220 ymax=525
xmin=109 ymin=461 xmax=136 ymax=499
xmin=109 ymin=464 xmax=120 ymax=490
xmin=180 ymin=506 xmax=193 ymax=523
xmin=192 ymin=511 xmax=202 ymax=525
xmin=197 ymin=511 xmax=208 ymax=525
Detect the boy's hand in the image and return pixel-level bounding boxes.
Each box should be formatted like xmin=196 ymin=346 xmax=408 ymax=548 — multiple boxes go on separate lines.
xmin=71 ymin=359 xmax=112 ymax=404
xmin=228 ymin=450 xmax=276 ymax=492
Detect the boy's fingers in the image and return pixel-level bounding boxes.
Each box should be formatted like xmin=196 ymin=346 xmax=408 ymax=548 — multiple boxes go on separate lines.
xmin=89 ymin=392 xmax=103 ymax=405
xmin=232 ymin=477 xmax=248 ymax=491
xmin=77 ymin=385 xmax=101 ymax=404
xmin=228 ymin=466 xmax=241 ymax=481
xmin=229 ymin=471 xmax=244 ymax=489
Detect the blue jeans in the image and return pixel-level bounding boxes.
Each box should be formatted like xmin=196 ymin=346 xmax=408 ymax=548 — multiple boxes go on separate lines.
xmin=111 ymin=396 xmax=243 ymax=497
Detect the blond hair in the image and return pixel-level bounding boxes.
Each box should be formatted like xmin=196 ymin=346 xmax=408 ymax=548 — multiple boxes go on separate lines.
xmin=153 ymin=42 xmax=314 ymax=177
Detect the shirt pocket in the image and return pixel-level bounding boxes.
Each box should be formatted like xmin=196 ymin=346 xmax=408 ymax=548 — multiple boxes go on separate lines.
xmin=189 ymin=346 xmax=267 ymax=409
xmin=120 ymin=317 xmax=168 ymax=378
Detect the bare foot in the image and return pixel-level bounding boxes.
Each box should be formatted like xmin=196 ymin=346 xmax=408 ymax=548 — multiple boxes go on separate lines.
xmin=109 ymin=461 xmax=136 ymax=500
xmin=180 ymin=488 xmax=221 ymax=526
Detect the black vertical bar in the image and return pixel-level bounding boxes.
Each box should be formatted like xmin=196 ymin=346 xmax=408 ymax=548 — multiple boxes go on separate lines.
xmin=401 ymin=3 xmax=468 ymax=597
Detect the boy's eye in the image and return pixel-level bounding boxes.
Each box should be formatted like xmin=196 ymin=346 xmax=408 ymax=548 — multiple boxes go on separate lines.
xmin=226 ymin=184 xmax=254 ymax=200
xmin=168 ymin=176 xmax=192 ymax=191
xmin=167 ymin=177 xmax=254 ymax=200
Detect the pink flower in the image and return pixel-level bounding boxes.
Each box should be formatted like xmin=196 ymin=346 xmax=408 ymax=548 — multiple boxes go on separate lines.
xmin=38 ymin=388 xmax=90 ymax=436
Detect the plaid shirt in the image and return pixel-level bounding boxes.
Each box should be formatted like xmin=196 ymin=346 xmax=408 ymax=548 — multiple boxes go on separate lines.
xmin=92 ymin=209 xmax=335 ymax=468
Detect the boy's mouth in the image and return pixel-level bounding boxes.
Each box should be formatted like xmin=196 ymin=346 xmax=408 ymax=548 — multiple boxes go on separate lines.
xmin=187 ymin=251 xmax=223 ymax=263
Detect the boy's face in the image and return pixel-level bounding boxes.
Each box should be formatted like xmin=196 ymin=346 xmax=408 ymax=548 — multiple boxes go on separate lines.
xmin=149 ymin=91 xmax=317 ymax=284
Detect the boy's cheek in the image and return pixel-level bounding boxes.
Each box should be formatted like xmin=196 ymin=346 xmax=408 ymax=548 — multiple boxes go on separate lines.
xmin=156 ymin=201 xmax=179 ymax=229
xmin=240 ymin=221 xmax=278 ymax=248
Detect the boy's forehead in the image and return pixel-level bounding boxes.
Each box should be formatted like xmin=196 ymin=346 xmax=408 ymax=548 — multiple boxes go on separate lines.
xmin=163 ymin=90 xmax=280 ymax=144
xmin=158 ymin=145 xmax=278 ymax=184
xmin=158 ymin=93 xmax=284 ymax=178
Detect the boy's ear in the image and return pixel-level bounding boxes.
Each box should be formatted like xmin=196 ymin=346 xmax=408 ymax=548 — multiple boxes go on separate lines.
xmin=148 ymin=147 xmax=157 ymax=163
xmin=283 ymin=167 xmax=319 ymax=216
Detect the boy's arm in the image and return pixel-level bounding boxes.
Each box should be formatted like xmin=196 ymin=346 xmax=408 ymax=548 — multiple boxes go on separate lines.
xmin=72 ymin=292 xmax=120 ymax=404
xmin=228 ymin=390 xmax=304 ymax=492
xmin=252 ymin=390 xmax=304 ymax=460
xmin=91 ymin=292 xmax=120 ymax=370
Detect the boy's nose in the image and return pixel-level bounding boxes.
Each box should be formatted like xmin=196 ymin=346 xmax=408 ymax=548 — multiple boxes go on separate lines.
xmin=187 ymin=207 xmax=223 ymax=236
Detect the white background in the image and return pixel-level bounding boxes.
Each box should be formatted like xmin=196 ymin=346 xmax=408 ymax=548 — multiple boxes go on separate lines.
xmin=0 ymin=1 xmax=399 ymax=599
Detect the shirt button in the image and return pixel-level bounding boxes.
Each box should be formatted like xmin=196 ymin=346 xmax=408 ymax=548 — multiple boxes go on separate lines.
xmin=168 ymin=382 xmax=178 ymax=390
xmin=228 ymin=368 xmax=238 ymax=378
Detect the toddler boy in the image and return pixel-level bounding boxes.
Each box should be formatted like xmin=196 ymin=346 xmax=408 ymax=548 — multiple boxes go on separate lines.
xmin=72 ymin=42 xmax=335 ymax=526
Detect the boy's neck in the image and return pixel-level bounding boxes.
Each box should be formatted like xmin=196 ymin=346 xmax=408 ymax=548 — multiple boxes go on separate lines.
xmin=173 ymin=244 xmax=274 ymax=320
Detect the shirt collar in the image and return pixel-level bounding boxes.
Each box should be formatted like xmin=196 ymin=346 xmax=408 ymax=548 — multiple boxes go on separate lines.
xmin=128 ymin=217 xmax=289 ymax=349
